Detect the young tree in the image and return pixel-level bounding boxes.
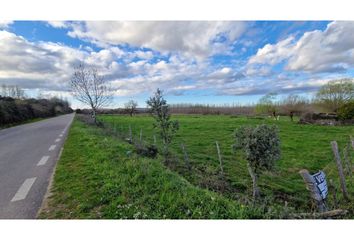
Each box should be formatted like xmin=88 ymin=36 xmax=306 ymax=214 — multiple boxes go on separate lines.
xmin=124 ymin=100 xmax=138 ymax=117
xmin=234 ymin=124 xmax=281 ymax=201
xmin=70 ymin=63 xmax=113 ymax=124
xmin=282 ymin=94 xmax=308 ymax=121
xmin=315 ymin=78 xmax=354 ymax=112
xmin=255 ymin=93 xmax=278 ymax=117
xmin=146 ymin=89 xmax=179 ymax=162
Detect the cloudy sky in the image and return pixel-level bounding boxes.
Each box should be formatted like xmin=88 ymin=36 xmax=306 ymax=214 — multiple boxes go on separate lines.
xmin=0 ymin=21 xmax=354 ymax=108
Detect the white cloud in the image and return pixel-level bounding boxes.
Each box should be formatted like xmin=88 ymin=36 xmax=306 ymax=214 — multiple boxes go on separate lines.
xmin=47 ymin=21 xmax=69 ymax=28
xmin=0 ymin=21 xmax=13 ymax=29
xmin=0 ymin=30 xmax=87 ymax=90
xmin=64 ymin=21 xmax=247 ymax=59
xmin=248 ymin=21 xmax=354 ymax=74
xmin=248 ymin=36 xmax=294 ymax=65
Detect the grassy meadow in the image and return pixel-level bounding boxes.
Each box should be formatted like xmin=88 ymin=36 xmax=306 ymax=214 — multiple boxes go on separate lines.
xmin=99 ymin=114 xmax=354 ymax=215
xmin=41 ymin=114 xmax=354 ymax=218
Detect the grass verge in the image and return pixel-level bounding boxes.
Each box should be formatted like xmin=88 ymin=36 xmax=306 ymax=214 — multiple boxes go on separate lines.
xmin=39 ymin=118 xmax=255 ymax=219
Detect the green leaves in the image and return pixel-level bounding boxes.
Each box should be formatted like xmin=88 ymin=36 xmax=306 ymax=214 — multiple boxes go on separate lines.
xmin=234 ymin=124 xmax=281 ymax=175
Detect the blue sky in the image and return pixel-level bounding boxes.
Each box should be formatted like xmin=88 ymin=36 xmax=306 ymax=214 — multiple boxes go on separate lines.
xmin=0 ymin=21 xmax=353 ymax=108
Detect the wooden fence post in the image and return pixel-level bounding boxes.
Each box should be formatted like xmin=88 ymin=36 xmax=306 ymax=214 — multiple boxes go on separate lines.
xmin=215 ymin=141 xmax=224 ymax=176
xmin=329 ymin=179 xmax=338 ymax=209
xmin=299 ymin=169 xmax=326 ymax=212
xmin=181 ymin=143 xmax=191 ymax=171
xmin=331 ymin=141 xmax=349 ymax=200
xmin=129 ymin=125 xmax=132 ymax=142
xmin=140 ymin=128 xmax=143 ymax=142
xmin=343 ymin=144 xmax=352 ymax=178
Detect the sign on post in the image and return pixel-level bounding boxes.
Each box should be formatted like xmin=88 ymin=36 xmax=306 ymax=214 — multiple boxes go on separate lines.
xmin=312 ymin=171 xmax=328 ymax=200
xmin=299 ymin=169 xmax=328 ymax=212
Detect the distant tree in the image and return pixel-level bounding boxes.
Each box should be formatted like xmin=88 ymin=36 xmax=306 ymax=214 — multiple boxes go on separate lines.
xmin=124 ymin=100 xmax=138 ymax=117
xmin=1 ymin=84 xmax=25 ymax=99
xmin=337 ymin=100 xmax=354 ymax=120
xmin=255 ymin=93 xmax=278 ymax=117
xmin=70 ymin=63 xmax=113 ymax=125
xmin=315 ymin=78 xmax=354 ymax=112
xmin=146 ymin=88 xmax=179 ymax=162
xmin=282 ymin=94 xmax=308 ymax=121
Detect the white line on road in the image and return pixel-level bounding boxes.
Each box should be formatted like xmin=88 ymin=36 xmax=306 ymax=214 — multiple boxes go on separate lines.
xmin=55 ymin=138 xmax=61 ymax=143
xmin=11 ymin=178 xmax=37 ymax=202
xmin=59 ymin=134 xmax=63 ymax=137
xmin=48 ymin=145 xmax=56 ymax=151
xmin=37 ymin=156 xmax=50 ymax=166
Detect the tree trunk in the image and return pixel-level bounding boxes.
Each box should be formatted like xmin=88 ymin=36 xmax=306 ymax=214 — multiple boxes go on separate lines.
xmin=247 ymin=163 xmax=260 ymax=201
xmin=91 ymin=108 xmax=97 ymax=125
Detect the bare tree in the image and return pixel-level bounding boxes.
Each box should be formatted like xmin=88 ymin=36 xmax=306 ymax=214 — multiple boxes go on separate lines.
xmin=282 ymin=94 xmax=308 ymax=120
xmin=124 ymin=100 xmax=138 ymax=117
xmin=70 ymin=63 xmax=113 ymax=124
xmin=1 ymin=84 xmax=25 ymax=99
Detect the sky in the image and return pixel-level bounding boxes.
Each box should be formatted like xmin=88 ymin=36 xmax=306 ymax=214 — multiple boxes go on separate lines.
xmin=0 ymin=20 xmax=354 ymax=108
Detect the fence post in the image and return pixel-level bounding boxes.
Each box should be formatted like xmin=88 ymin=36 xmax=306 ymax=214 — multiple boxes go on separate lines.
xmin=181 ymin=143 xmax=191 ymax=171
xmin=299 ymin=169 xmax=326 ymax=212
xmin=329 ymin=179 xmax=338 ymax=209
xmin=331 ymin=141 xmax=349 ymax=200
xmin=343 ymin=144 xmax=352 ymax=178
xmin=129 ymin=125 xmax=133 ymax=142
xmin=215 ymin=141 xmax=224 ymax=176
xmin=140 ymin=128 xmax=143 ymax=142
xmin=153 ymin=135 xmax=157 ymax=145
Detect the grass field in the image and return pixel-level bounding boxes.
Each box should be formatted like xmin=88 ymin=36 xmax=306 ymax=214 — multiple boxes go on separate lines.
xmin=98 ymin=114 xmax=354 ymax=217
xmin=41 ymin=114 xmax=354 ymax=218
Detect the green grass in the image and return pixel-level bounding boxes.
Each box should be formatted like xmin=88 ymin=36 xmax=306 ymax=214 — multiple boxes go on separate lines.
xmin=98 ymin=114 xmax=354 ymax=216
xmin=40 ymin=119 xmax=258 ymax=219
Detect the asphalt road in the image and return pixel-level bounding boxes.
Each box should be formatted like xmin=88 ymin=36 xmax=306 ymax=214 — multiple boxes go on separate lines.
xmin=0 ymin=113 xmax=75 ymax=219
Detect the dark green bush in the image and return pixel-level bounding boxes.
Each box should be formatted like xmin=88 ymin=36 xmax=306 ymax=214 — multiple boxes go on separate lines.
xmin=337 ymin=101 xmax=354 ymax=120
xmin=234 ymin=124 xmax=281 ymax=175
xmin=134 ymin=143 xmax=158 ymax=158
xmin=0 ymin=95 xmax=72 ymax=126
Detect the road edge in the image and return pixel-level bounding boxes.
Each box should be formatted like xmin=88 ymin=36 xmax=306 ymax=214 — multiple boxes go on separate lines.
xmin=36 ymin=114 xmax=74 ymax=219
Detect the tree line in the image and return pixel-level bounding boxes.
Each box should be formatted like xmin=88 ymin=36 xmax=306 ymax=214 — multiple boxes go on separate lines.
xmin=0 ymin=84 xmax=73 ymax=126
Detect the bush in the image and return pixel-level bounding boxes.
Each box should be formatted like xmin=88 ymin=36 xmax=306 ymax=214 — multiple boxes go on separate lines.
xmin=234 ymin=124 xmax=281 ymax=200
xmin=0 ymin=96 xmax=72 ymax=126
xmin=337 ymin=101 xmax=354 ymax=120
xmin=234 ymin=124 xmax=281 ymax=174
xmin=134 ymin=143 xmax=158 ymax=158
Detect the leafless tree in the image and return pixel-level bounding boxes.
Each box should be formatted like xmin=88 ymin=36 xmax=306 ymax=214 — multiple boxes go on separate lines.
xmin=70 ymin=63 xmax=113 ymax=124
xmin=1 ymin=84 xmax=25 ymax=99
xmin=124 ymin=100 xmax=138 ymax=117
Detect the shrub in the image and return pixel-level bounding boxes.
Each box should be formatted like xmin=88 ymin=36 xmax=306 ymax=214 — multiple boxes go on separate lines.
xmin=134 ymin=143 xmax=158 ymax=158
xmin=0 ymin=96 xmax=72 ymax=126
xmin=337 ymin=101 xmax=354 ymax=120
xmin=234 ymin=124 xmax=281 ymax=200
xmin=234 ymin=124 xmax=281 ymax=173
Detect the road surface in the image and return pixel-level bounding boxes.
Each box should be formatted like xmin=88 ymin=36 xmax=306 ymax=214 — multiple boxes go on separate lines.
xmin=0 ymin=113 xmax=75 ymax=219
